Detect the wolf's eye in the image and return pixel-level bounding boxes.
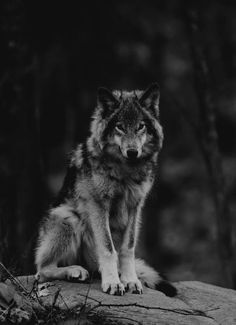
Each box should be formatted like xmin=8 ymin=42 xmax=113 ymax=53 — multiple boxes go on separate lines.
xmin=115 ymin=123 xmax=125 ymax=134
xmin=137 ymin=122 xmax=146 ymax=132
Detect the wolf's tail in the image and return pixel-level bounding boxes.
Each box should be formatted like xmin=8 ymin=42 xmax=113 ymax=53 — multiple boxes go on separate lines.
xmin=135 ymin=258 xmax=177 ymax=297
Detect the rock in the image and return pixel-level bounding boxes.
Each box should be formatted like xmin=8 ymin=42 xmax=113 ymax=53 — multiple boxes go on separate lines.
xmin=0 ymin=282 xmax=15 ymax=306
xmin=14 ymin=276 xmax=236 ymax=325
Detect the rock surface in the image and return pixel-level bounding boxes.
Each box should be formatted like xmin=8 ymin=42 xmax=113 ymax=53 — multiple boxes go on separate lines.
xmin=13 ymin=276 xmax=236 ymax=324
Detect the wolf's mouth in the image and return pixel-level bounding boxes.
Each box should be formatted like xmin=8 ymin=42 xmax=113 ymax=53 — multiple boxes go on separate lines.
xmin=125 ymin=155 xmax=141 ymax=166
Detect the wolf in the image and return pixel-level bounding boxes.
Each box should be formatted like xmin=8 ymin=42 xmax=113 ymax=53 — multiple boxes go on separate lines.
xmin=35 ymin=83 xmax=177 ymax=297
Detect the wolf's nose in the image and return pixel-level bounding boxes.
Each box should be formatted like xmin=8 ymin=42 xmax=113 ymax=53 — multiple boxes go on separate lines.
xmin=127 ymin=149 xmax=138 ymax=159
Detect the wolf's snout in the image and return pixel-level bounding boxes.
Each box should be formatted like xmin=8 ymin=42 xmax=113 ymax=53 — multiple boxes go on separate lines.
xmin=126 ymin=149 xmax=138 ymax=159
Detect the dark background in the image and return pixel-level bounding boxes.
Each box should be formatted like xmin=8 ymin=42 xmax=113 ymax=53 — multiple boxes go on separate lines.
xmin=0 ymin=0 xmax=235 ymax=288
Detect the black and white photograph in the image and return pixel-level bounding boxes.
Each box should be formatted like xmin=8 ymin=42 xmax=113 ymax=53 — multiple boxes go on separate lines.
xmin=0 ymin=0 xmax=235 ymax=324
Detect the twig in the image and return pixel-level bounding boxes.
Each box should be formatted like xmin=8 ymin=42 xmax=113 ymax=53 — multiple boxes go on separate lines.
xmin=83 ymin=272 xmax=94 ymax=310
xmin=77 ymin=272 xmax=94 ymax=322
xmin=58 ymin=292 xmax=70 ymax=310
xmin=29 ymin=278 xmax=39 ymax=296
xmin=4 ymin=300 xmax=16 ymax=321
xmin=46 ymin=288 xmax=61 ymax=324
xmin=72 ymin=292 xmax=100 ymax=304
xmin=0 ymin=263 xmax=28 ymax=294
xmin=52 ymin=288 xmax=61 ymax=308
xmin=88 ymin=302 xmax=215 ymax=320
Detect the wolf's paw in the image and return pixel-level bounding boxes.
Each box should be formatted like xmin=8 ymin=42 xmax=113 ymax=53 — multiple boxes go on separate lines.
xmin=122 ymin=279 xmax=143 ymax=294
xmin=66 ymin=265 xmax=89 ymax=282
xmin=102 ymin=281 xmax=125 ymax=296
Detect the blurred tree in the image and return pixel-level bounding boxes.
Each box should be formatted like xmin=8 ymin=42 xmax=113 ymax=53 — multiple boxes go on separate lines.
xmin=0 ymin=0 xmax=45 ymax=273
xmin=184 ymin=3 xmax=234 ymax=288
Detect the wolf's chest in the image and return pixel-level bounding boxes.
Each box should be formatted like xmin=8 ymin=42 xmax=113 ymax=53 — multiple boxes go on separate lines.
xmin=109 ymin=182 xmax=142 ymax=228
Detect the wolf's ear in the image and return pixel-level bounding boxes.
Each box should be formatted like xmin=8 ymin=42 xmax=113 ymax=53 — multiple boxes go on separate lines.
xmin=97 ymin=87 xmax=119 ymax=115
xmin=139 ymin=83 xmax=160 ymax=117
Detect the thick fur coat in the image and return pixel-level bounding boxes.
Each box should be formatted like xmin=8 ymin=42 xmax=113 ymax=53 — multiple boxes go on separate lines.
xmin=35 ymin=83 xmax=176 ymax=297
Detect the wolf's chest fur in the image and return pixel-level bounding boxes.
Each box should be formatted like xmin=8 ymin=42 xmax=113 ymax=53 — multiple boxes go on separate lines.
xmin=74 ymin=154 xmax=154 ymax=225
xmin=69 ymin=151 xmax=154 ymax=254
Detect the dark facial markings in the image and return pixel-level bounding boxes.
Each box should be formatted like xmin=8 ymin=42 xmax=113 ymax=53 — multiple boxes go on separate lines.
xmin=102 ymin=112 xmax=119 ymax=140
xmin=103 ymin=100 xmax=147 ymax=139
xmin=115 ymin=122 xmax=125 ymax=133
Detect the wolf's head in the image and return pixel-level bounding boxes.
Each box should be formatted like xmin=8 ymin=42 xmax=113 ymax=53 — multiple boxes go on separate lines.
xmin=88 ymin=83 xmax=163 ymax=164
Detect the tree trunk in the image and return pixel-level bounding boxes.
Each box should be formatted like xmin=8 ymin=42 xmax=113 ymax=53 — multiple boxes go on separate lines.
xmin=185 ymin=6 xmax=234 ymax=288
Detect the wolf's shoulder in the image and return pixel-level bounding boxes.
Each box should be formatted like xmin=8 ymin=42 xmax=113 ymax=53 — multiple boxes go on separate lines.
xmin=51 ymin=143 xmax=88 ymax=207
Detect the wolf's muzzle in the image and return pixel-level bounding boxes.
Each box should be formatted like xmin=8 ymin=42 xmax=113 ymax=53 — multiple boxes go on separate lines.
xmin=126 ymin=149 xmax=138 ymax=160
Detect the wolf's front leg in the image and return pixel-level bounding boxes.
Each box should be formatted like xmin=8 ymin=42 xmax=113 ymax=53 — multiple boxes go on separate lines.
xmin=87 ymin=201 xmax=125 ymax=295
xmin=119 ymin=204 xmax=143 ymax=294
